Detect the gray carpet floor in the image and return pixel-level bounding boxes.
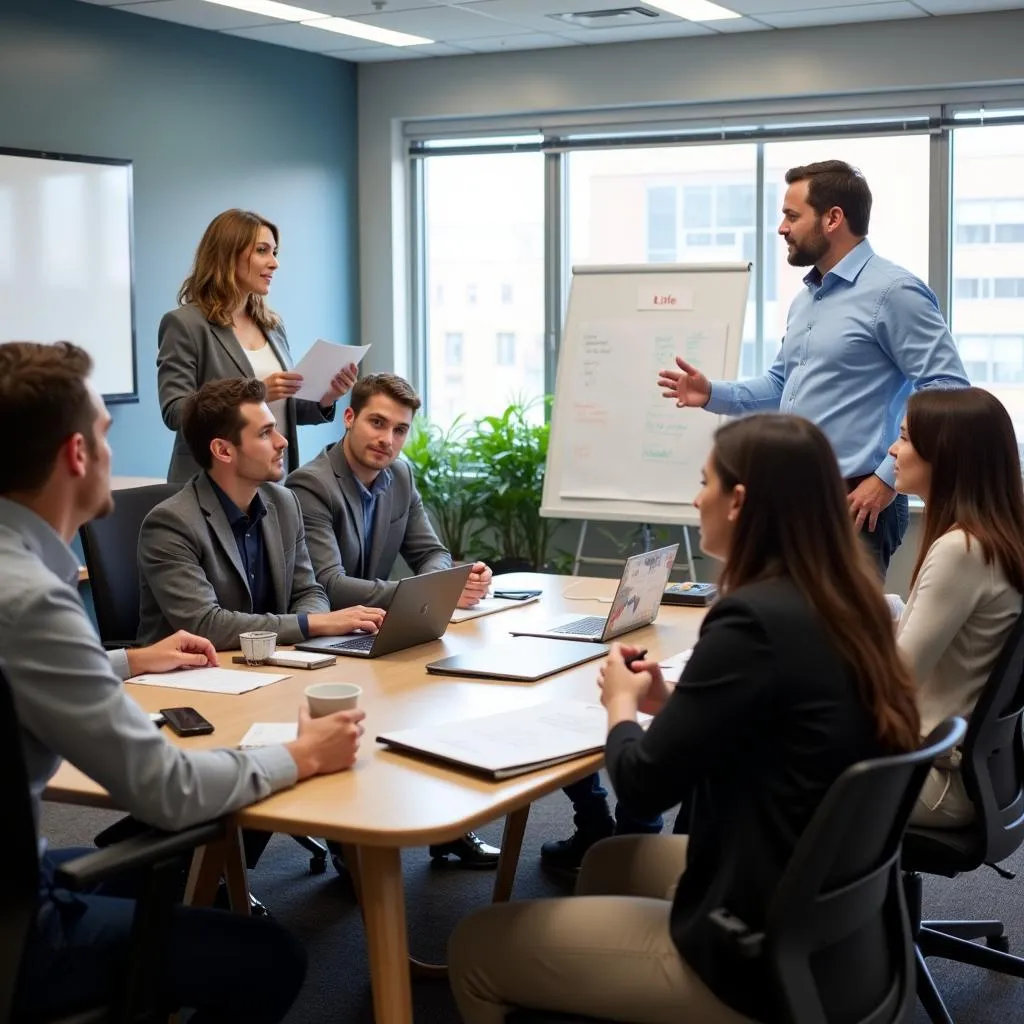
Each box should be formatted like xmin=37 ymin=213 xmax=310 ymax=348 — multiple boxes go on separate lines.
xmin=40 ymin=777 xmax=1024 ymax=1023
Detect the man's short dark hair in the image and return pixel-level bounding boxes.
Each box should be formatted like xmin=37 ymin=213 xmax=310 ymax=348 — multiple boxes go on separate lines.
xmin=350 ymin=373 xmax=422 ymax=417
xmin=181 ymin=377 xmax=268 ymax=471
xmin=0 ymin=341 xmax=96 ymax=495
xmin=785 ymin=160 xmax=872 ymax=237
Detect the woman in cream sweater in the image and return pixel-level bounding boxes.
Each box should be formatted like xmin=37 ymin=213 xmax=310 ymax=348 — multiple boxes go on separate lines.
xmin=889 ymin=387 xmax=1024 ymax=827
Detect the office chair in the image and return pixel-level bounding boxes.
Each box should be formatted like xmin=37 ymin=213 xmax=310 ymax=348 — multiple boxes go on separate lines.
xmin=80 ymin=483 xmax=329 ymax=879
xmin=902 ymin=613 xmax=1024 ymax=1024
xmin=0 ymin=665 xmax=225 ymax=1024
xmin=508 ymin=718 xmax=966 ymax=1024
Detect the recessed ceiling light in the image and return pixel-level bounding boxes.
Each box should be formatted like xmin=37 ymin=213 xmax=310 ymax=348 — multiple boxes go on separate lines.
xmin=200 ymin=0 xmax=327 ymax=22
xmin=644 ymin=0 xmax=741 ymax=21
xmin=304 ymin=16 xmax=433 ymax=47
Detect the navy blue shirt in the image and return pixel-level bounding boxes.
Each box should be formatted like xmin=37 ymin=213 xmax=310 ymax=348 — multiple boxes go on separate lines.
xmin=353 ymin=470 xmax=392 ymax=576
xmin=207 ymin=476 xmax=273 ymax=615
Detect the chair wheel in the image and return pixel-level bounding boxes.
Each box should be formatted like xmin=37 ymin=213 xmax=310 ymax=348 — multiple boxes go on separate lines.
xmin=987 ymin=935 xmax=1010 ymax=952
xmin=309 ymin=854 xmax=327 ymax=875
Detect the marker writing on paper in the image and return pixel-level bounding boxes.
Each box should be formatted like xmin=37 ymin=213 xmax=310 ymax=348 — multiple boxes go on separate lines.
xmin=623 ymin=648 xmax=648 ymax=670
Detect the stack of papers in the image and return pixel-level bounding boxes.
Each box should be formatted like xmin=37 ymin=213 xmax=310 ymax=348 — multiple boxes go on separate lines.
xmin=659 ymin=649 xmax=693 ymax=678
xmin=450 ymin=595 xmax=541 ymax=623
xmin=292 ymin=339 xmax=371 ymax=402
xmin=377 ymin=698 xmax=650 ymax=780
xmin=129 ymin=667 xmax=289 ymax=695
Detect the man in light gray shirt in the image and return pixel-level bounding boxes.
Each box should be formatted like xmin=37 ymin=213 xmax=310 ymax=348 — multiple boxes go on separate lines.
xmin=2 ymin=341 xmax=364 ymax=1022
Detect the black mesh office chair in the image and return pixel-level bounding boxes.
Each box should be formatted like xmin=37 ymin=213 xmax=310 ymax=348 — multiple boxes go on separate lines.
xmin=79 ymin=483 xmax=329 ymax=878
xmin=508 ymin=718 xmax=966 ymax=1024
xmin=0 ymin=665 xmax=225 ymax=1024
xmin=902 ymin=613 xmax=1024 ymax=1024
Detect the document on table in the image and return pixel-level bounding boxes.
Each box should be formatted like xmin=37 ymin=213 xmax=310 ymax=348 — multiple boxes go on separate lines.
xmin=292 ymin=339 xmax=371 ymax=402
xmin=450 ymin=595 xmax=540 ymax=623
xmin=659 ymin=649 xmax=692 ymax=679
xmin=238 ymin=722 xmax=299 ymax=749
xmin=129 ymin=667 xmax=290 ymax=695
xmin=377 ymin=699 xmax=651 ymax=780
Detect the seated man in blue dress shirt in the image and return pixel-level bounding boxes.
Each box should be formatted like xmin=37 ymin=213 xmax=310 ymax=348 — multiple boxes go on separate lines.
xmin=287 ymin=372 xmax=500 ymax=869
xmin=659 ymin=158 xmax=969 ymax=575
xmin=1 ymin=342 xmax=367 ymax=1021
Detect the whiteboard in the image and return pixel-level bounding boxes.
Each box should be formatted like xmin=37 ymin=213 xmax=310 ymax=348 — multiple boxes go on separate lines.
xmin=0 ymin=148 xmax=136 ymax=401
xmin=542 ymin=263 xmax=750 ymax=527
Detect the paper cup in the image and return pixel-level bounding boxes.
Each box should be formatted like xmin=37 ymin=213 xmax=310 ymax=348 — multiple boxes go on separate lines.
xmin=305 ymin=682 xmax=362 ymax=718
xmin=239 ymin=630 xmax=277 ymax=665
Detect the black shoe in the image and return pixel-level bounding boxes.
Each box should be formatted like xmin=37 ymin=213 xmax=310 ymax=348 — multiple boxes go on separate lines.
xmin=429 ymin=831 xmax=500 ymax=869
xmin=213 ymin=882 xmax=271 ymax=917
xmin=540 ymin=825 xmax=613 ymax=873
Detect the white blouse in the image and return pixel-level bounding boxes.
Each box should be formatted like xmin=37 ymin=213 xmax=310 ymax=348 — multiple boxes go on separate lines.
xmin=244 ymin=341 xmax=287 ymax=434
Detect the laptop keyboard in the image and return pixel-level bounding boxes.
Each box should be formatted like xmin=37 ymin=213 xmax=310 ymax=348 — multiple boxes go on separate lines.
xmin=550 ymin=616 xmax=606 ymax=637
xmin=328 ymin=634 xmax=376 ymax=653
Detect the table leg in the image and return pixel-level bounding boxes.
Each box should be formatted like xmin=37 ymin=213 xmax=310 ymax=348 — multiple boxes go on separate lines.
xmin=183 ymin=841 xmax=224 ymax=908
xmin=358 ymin=845 xmax=414 ymax=1024
xmin=492 ymin=806 xmax=529 ymax=904
xmin=222 ymin=825 xmax=251 ymax=916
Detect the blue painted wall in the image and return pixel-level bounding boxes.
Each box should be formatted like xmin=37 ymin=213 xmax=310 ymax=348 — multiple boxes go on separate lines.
xmin=0 ymin=0 xmax=359 ymax=476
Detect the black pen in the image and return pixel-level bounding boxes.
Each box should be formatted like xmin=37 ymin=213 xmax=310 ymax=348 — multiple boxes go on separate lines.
xmin=623 ymin=648 xmax=648 ymax=669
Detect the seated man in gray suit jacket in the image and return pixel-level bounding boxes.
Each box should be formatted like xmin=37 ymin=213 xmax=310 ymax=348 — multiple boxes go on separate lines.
xmin=138 ymin=377 xmax=385 ymax=650
xmin=287 ymin=372 xmax=499 ymax=868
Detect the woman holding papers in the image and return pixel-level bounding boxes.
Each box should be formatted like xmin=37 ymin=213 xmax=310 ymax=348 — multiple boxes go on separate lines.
xmin=889 ymin=387 xmax=1024 ymax=827
xmin=157 ymin=209 xmax=358 ymax=482
xmin=449 ymin=414 xmax=921 ymax=1024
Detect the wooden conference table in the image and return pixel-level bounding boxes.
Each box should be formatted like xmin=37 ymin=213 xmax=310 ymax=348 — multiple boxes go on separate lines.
xmin=46 ymin=572 xmax=706 ymax=1024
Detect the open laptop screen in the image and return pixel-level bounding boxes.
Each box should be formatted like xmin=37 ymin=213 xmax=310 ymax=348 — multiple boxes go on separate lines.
xmin=606 ymin=545 xmax=678 ymax=638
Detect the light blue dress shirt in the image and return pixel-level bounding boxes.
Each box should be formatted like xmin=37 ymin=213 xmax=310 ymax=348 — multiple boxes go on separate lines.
xmin=705 ymin=240 xmax=969 ymax=486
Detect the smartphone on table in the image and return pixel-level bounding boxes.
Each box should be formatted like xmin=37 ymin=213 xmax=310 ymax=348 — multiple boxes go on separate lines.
xmin=159 ymin=707 xmax=214 ymax=737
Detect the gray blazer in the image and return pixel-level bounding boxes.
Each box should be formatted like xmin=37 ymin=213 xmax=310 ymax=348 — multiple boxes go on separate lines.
xmin=157 ymin=304 xmax=336 ymax=483
xmin=137 ymin=472 xmax=329 ymax=650
xmin=286 ymin=443 xmax=451 ymax=610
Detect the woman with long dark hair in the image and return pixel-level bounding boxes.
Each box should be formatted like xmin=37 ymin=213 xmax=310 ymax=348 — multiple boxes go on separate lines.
xmin=449 ymin=414 xmax=920 ymax=1024
xmin=890 ymin=387 xmax=1024 ymax=827
xmin=157 ymin=209 xmax=357 ymax=483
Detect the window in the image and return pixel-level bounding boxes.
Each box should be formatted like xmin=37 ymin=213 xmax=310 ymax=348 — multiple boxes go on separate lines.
xmin=951 ymin=124 xmax=1024 ymax=445
xmin=444 ymin=332 xmax=463 ymax=366
xmin=496 ymin=332 xmax=516 ymax=366
xmin=422 ymin=152 xmax=544 ymax=427
xmin=646 ymin=185 xmax=677 ymax=262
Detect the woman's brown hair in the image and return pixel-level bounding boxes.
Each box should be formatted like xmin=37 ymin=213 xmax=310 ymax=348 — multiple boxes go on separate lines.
xmin=713 ymin=414 xmax=920 ymax=751
xmin=906 ymin=387 xmax=1024 ymax=594
xmin=177 ymin=209 xmax=281 ymax=331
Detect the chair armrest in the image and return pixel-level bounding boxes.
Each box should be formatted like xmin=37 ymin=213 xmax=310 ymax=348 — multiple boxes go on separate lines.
xmin=53 ymin=820 xmax=225 ymax=891
xmin=708 ymin=907 xmax=764 ymax=959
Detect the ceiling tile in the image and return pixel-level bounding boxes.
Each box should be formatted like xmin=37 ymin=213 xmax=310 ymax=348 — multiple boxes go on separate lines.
xmin=455 ymin=32 xmax=582 ymax=52
xmin=108 ymin=0 xmax=280 ymax=30
xmin=468 ymin=0 xmax=684 ymax=32
xmin=726 ymin=0 xmax=906 ymax=11
xmin=291 ymin=0 xmax=496 ymax=15
xmin=911 ymin=0 xmax=1024 ymax=12
xmin=555 ymin=20 xmax=717 ymax=43
xmin=758 ymin=2 xmax=925 ymax=29
xmin=344 ymin=3 xmax=533 ymax=39
xmin=702 ymin=15 xmax=772 ymax=31
xmin=327 ymin=40 xmax=472 ymax=60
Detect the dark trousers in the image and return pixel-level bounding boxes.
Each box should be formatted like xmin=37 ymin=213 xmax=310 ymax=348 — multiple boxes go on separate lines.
xmin=564 ymin=773 xmax=663 ymax=834
xmin=848 ymin=480 xmax=909 ymax=578
xmin=14 ymin=848 xmax=306 ymax=1022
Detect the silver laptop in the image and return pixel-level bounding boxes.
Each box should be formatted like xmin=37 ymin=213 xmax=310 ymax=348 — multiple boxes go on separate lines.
xmin=509 ymin=544 xmax=679 ymax=643
xmin=295 ymin=563 xmax=473 ymax=658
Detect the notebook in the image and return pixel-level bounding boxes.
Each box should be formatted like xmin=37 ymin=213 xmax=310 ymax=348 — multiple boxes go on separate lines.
xmin=377 ymin=699 xmax=648 ymax=780
xmin=426 ymin=637 xmax=608 ymax=681
xmin=509 ymin=544 xmax=678 ymax=643
xmin=295 ymin=563 xmax=472 ymax=658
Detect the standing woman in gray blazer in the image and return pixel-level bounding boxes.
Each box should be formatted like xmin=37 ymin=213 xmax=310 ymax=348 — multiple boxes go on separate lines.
xmin=158 ymin=208 xmax=357 ymax=483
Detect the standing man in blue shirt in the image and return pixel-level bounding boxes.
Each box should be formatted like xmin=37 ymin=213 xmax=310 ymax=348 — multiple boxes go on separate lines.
xmin=659 ymin=159 xmax=969 ymax=574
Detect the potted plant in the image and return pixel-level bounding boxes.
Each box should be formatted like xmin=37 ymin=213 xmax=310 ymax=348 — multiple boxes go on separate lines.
xmin=464 ymin=397 xmax=562 ymax=574
xmin=401 ymin=416 xmax=485 ymax=562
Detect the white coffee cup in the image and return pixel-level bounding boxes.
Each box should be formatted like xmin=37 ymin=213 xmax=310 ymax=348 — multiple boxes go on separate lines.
xmin=239 ymin=630 xmax=277 ymax=665
xmin=305 ymin=682 xmax=362 ymax=718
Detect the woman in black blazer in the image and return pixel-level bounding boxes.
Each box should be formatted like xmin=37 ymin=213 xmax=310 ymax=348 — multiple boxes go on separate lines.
xmin=157 ymin=209 xmax=357 ymax=483
xmin=449 ymin=414 xmax=921 ymax=1024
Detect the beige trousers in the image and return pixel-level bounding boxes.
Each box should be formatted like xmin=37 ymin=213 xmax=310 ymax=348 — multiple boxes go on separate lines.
xmin=910 ymin=766 xmax=975 ymax=828
xmin=448 ymin=835 xmax=757 ymax=1024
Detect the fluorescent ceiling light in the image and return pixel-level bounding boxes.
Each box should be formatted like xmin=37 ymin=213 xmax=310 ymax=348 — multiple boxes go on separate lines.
xmin=201 ymin=0 xmax=328 ymax=22
xmin=643 ymin=0 xmax=741 ymax=21
xmin=302 ymin=16 xmax=433 ymax=46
